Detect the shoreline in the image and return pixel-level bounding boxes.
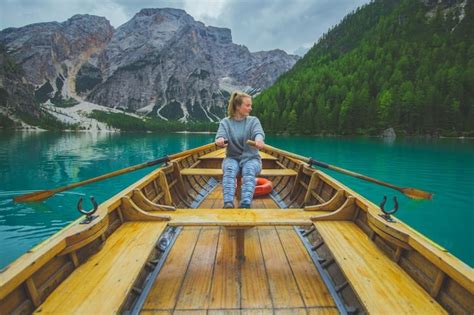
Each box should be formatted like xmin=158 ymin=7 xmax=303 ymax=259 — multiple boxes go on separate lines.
xmin=1 ymin=129 xmax=473 ymax=139
xmin=173 ymin=131 xmax=215 ymax=134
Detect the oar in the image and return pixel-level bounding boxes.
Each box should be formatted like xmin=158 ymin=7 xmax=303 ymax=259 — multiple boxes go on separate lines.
xmin=14 ymin=142 xmax=219 ymax=203
xmin=247 ymin=140 xmax=433 ymax=200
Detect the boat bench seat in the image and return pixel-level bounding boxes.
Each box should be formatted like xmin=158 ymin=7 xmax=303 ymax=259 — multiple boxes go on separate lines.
xmin=180 ymin=168 xmax=297 ymax=177
xmin=198 ymin=148 xmax=278 ymax=160
xmin=315 ymin=221 xmax=446 ymax=314
xmin=34 ymin=221 xmax=167 ymax=314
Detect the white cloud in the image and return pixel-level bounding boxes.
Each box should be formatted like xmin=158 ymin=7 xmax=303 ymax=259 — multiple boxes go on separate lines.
xmin=182 ymin=0 xmax=228 ymax=22
xmin=0 ymin=0 xmax=129 ymax=28
xmin=87 ymin=1 xmax=130 ymax=27
xmin=0 ymin=0 xmax=371 ymax=54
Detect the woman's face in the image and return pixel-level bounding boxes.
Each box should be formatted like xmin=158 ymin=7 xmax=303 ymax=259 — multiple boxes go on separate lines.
xmin=236 ymin=97 xmax=252 ymax=117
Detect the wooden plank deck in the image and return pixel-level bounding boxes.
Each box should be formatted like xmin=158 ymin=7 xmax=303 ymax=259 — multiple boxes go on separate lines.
xmin=141 ymin=185 xmax=337 ymax=314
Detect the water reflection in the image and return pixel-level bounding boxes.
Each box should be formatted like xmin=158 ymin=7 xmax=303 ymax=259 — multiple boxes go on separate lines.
xmin=382 ymin=136 xmax=396 ymax=145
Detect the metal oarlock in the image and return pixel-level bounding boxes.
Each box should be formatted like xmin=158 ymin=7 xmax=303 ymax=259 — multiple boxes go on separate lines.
xmin=379 ymin=195 xmax=398 ymax=223
xmin=77 ymin=196 xmax=99 ymax=224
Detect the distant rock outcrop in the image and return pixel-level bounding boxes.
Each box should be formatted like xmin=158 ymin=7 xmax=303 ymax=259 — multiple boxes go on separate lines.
xmin=0 ymin=45 xmax=40 ymax=119
xmin=0 ymin=9 xmax=299 ymax=122
xmin=381 ymin=127 xmax=396 ymax=139
xmin=0 ymin=15 xmax=113 ymax=86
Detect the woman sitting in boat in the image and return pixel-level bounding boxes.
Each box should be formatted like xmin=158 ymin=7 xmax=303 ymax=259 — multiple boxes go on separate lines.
xmin=215 ymin=91 xmax=265 ymax=209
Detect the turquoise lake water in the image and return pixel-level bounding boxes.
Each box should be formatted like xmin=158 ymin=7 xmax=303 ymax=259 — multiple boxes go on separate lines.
xmin=0 ymin=132 xmax=473 ymax=269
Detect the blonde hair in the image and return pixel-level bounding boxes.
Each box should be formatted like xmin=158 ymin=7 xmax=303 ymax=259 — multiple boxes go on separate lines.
xmin=227 ymin=91 xmax=251 ymax=118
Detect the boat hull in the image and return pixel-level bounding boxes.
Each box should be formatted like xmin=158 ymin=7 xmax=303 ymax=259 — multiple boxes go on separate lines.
xmin=0 ymin=143 xmax=472 ymax=314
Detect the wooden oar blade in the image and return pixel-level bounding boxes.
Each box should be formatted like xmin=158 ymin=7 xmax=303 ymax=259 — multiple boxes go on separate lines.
xmin=402 ymin=188 xmax=433 ymax=200
xmin=14 ymin=190 xmax=56 ymax=203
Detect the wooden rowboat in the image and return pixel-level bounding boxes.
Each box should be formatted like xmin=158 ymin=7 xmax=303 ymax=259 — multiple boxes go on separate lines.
xmin=1 ymin=142 xmax=472 ymax=314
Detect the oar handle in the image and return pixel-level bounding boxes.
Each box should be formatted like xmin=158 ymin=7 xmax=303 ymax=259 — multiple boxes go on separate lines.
xmin=307 ymin=158 xmax=329 ymax=169
xmin=146 ymin=156 xmax=170 ymax=167
xmin=247 ymin=140 xmax=311 ymax=163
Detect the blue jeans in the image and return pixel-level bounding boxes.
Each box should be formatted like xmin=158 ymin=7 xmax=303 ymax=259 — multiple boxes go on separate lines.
xmin=222 ymin=157 xmax=262 ymax=207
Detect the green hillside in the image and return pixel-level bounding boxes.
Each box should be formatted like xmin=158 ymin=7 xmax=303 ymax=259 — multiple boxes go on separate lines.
xmin=253 ymin=0 xmax=474 ymax=136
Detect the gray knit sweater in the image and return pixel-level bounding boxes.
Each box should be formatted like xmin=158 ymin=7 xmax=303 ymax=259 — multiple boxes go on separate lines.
xmin=215 ymin=116 xmax=265 ymax=165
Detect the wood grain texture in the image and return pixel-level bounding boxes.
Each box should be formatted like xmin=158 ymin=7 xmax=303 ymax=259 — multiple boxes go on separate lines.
xmin=162 ymin=208 xmax=323 ymax=226
xmin=180 ymin=168 xmax=297 ymax=177
xmin=175 ymin=228 xmax=220 ymax=310
xmin=276 ymin=227 xmax=335 ymax=308
xmin=198 ymin=149 xmax=278 ymax=161
xmin=241 ymin=228 xmax=273 ymax=309
xmin=141 ymin=195 xmax=335 ymax=314
xmin=208 ymin=229 xmax=240 ymax=309
xmin=34 ymin=222 xmax=167 ymax=314
xmin=142 ymin=228 xmax=202 ymax=311
xmin=306 ymin=308 xmax=340 ymax=315
xmin=315 ymin=221 xmax=447 ymax=314
xmin=258 ymin=227 xmax=305 ymax=309
xmin=304 ymin=189 xmax=345 ymax=211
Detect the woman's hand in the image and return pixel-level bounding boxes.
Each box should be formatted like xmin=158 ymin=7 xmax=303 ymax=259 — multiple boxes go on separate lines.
xmin=255 ymin=139 xmax=265 ymax=150
xmin=215 ymin=137 xmax=228 ymax=147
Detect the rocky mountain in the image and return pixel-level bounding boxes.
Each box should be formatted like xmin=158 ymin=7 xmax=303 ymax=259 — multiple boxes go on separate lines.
xmin=0 ymin=9 xmax=299 ymax=123
xmin=0 ymin=44 xmax=73 ymax=130
xmin=0 ymin=44 xmax=40 ymax=119
xmin=0 ymin=15 xmax=113 ymax=108
xmin=83 ymin=8 xmax=299 ymax=121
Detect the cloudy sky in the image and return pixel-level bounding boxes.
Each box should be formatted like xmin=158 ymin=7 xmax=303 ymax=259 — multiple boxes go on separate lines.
xmin=0 ymin=0 xmax=370 ymax=55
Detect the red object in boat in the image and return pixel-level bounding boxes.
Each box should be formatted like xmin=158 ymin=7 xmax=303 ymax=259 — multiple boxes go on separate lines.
xmin=254 ymin=177 xmax=273 ymax=197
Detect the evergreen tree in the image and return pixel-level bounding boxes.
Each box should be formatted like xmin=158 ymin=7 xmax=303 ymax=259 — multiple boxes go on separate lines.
xmin=253 ymin=0 xmax=474 ymax=136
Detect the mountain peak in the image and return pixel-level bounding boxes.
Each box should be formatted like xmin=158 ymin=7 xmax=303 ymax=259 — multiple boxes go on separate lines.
xmin=136 ymin=8 xmax=189 ymax=19
xmin=65 ymin=14 xmax=111 ymax=26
